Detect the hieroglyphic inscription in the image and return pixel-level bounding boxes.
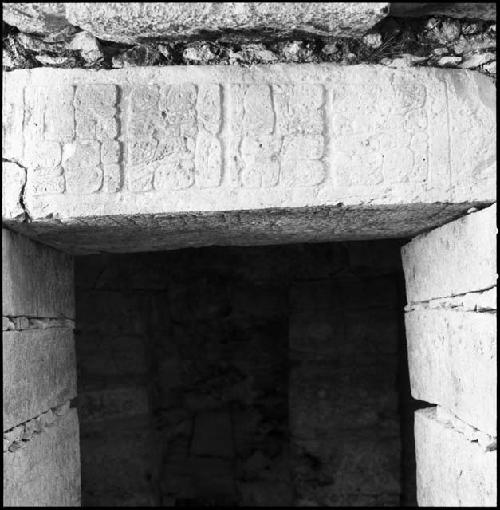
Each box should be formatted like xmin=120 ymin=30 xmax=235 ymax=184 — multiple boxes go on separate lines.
xmin=24 ymin=84 xmax=123 ymax=195
xmin=331 ymin=75 xmax=429 ymax=187
xmin=230 ymin=83 xmax=327 ymax=188
xmin=127 ymin=84 xmax=222 ymax=191
xmin=19 ymin=74 xmax=453 ymax=198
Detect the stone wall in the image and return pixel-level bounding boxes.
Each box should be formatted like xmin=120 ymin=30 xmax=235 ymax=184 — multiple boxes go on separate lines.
xmin=75 ymin=239 xmax=411 ymax=506
xmin=402 ymin=204 xmax=497 ymax=506
xmin=2 ymin=228 xmax=80 ymax=506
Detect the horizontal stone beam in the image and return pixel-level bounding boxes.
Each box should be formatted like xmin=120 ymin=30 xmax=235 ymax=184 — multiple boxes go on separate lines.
xmin=2 ymin=65 xmax=495 ymax=252
xmin=415 ymin=407 xmax=497 ymax=507
xmin=3 ymin=3 xmax=389 ymax=42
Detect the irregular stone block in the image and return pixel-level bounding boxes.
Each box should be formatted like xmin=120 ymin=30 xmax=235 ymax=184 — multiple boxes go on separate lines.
xmin=3 ymin=328 xmax=77 ymax=430
xmin=4 ymin=3 xmax=390 ymax=42
xmin=402 ymin=204 xmax=497 ymax=303
xmin=415 ymin=407 xmax=497 ymax=507
xmin=405 ymin=308 xmax=496 ymax=435
xmin=2 ymin=228 xmax=74 ymax=318
xmin=3 ymin=408 xmax=81 ymax=507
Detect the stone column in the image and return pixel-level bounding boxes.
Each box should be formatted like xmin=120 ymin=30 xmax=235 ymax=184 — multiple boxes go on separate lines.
xmin=402 ymin=204 xmax=497 ymax=506
xmin=2 ymin=228 xmax=80 ymax=506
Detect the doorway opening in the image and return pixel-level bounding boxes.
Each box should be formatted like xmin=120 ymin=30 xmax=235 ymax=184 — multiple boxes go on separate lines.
xmin=74 ymin=239 xmax=418 ymax=506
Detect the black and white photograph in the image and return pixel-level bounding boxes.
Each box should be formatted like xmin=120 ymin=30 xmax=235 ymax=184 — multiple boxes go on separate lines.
xmin=2 ymin=2 xmax=497 ymax=507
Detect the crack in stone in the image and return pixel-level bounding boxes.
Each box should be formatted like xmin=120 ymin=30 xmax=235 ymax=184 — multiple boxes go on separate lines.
xmin=3 ymin=401 xmax=72 ymax=453
xmin=2 ymin=157 xmax=32 ymax=223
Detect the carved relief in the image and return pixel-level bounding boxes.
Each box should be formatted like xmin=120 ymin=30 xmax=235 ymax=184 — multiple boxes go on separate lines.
xmin=331 ymin=77 xmax=429 ymax=187
xmin=24 ymin=84 xmax=123 ymax=195
xmin=231 ymin=83 xmax=327 ymax=188
xmin=19 ymin=74 xmax=447 ymax=198
xmin=127 ymin=83 xmax=222 ymax=191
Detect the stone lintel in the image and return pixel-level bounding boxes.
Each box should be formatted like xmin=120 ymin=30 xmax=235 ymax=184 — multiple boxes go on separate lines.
xmin=2 ymin=65 xmax=495 ymax=252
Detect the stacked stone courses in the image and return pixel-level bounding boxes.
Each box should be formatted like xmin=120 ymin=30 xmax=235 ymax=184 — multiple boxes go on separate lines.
xmin=402 ymin=204 xmax=497 ymax=506
xmin=2 ymin=229 xmax=80 ymax=506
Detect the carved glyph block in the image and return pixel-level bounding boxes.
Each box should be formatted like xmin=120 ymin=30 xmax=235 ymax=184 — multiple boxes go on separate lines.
xmin=2 ymin=66 xmax=495 ymax=222
xmin=127 ymin=83 xmax=222 ymax=191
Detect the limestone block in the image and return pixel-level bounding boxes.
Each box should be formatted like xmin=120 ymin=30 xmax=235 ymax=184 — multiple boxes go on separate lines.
xmin=415 ymin=407 xmax=497 ymax=507
xmin=405 ymin=309 xmax=496 ymax=435
xmin=2 ymin=66 xmax=495 ymax=219
xmin=4 ymin=3 xmax=389 ymax=42
xmin=3 ymin=408 xmax=81 ymax=507
xmin=2 ymin=66 xmax=495 ymax=253
xmin=2 ymin=228 xmax=74 ymax=318
xmin=2 ymin=3 xmax=69 ymax=34
xmin=402 ymin=204 xmax=497 ymax=303
xmin=3 ymin=328 xmax=77 ymax=430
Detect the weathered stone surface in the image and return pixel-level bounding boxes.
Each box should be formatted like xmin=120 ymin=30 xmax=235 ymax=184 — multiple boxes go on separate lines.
xmin=2 ymin=66 xmax=495 ymax=251
xmin=4 ymin=3 xmax=389 ymax=43
xmin=415 ymin=407 xmax=497 ymax=507
xmin=2 ymin=3 xmax=70 ymax=35
xmin=2 ymin=228 xmax=75 ymax=317
xmin=3 ymin=408 xmax=81 ymax=507
xmin=405 ymin=308 xmax=496 ymax=435
xmin=3 ymin=328 xmax=77 ymax=430
xmin=402 ymin=204 xmax=497 ymax=303
xmin=391 ymin=3 xmax=496 ymax=21
xmin=4 ymin=203 xmax=488 ymax=255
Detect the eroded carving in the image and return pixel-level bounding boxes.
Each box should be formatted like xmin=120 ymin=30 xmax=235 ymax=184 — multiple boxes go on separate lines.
xmin=231 ymin=83 xmax=327 ymax=188
xmin=23 ymin=84 xmax=123 ymax=195
xmin=127 ymin=83 xmax=222 ymax=191
xmin=331 ymin=77 xmax=429 ymax=187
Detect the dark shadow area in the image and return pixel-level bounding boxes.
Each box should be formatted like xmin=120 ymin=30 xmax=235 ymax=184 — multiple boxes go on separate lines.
xmin=74 ymin=239 xmax=418 ymax=506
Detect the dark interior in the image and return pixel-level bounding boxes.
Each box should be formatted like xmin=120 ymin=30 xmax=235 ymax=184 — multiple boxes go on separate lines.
xmin=74 ymin=239 xmax=419 ymax=507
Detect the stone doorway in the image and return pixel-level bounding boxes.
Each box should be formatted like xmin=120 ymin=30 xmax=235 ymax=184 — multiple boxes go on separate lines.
xmin=74 ymin=240 xmax=411 ymax=506
xmin=2 ymin=35 xmax=496 ymax=508
xmin=3 ymin=202 xmax=496 ymax=506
